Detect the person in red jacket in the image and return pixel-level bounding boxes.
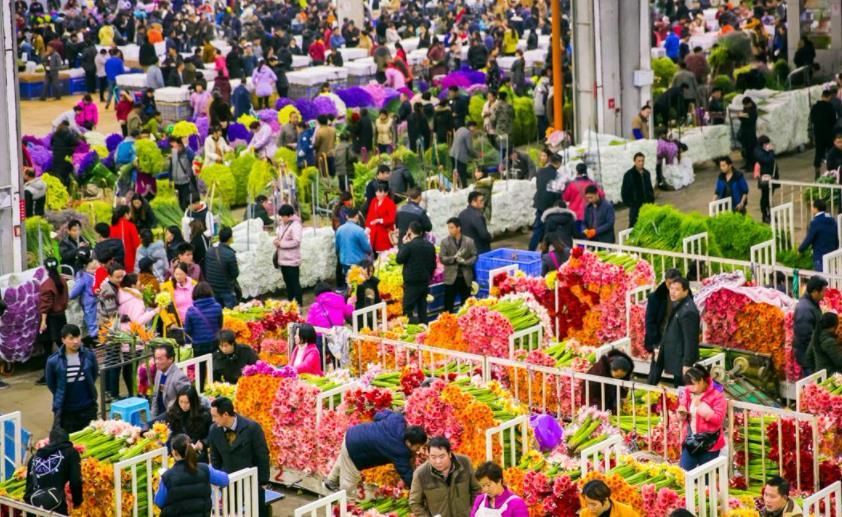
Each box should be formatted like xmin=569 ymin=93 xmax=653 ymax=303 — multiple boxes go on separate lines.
xmin=309 ymin=36 xmax=326 ymax=65
xmin=115 ymin=91 xmax=134 ymax=137
xmin=366 ymin=182 xmax=397 ymax=255
xmin=677 ymin=364 xmax=727 ymax=471
xmin=110 ymin=205 xmax=140 ymax=272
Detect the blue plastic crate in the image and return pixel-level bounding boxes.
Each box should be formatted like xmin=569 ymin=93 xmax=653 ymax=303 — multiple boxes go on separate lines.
xmin=428 ymin=283 xmax=445 ymax=313
xmin=19 ymin=80 xmax=43 ymax=100
xmin=69 ymin=76 xmax=87 ymax=93
xmin=475 ymin=248 xmax=543 ymax=291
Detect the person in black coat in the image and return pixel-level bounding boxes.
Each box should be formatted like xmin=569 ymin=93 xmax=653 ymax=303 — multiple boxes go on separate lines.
xmin=52 ymin=121 xmax=81 ymax=187
xmin=396 ymin=188 xmax=433 ymax=243
xmin=165 ymin=385 xmax=213 ymax=463
xmin=447 ymin=87 xmax=469 ymax=130
xmin=24 ymin=427 xmax=82 ymax=515
xmin=155 ymin=433 xmax=229 ymax=517
xmin=541 ymin=200 xmax=576 ymax=246
xmin=208 ymin=397 xmax=272 ymax=517
xmin=656 ymin=277 xmax=700 ymax=388
xmin=93 ymin=222 xmax=125 ymax=265
xmin=396 ymin=221 xmax=437 ymax=324
xmin=645 ymin=269 xmax=682 ymax=385
xmin=530 ymin=152 xmax=562 ymax=251
xmin=203 ymin=226 xmax=240 ymax=309
xmin=212 ymin=329 xmax=258 ymax=384
xmin=793 ymin=276 xmax=827 ymax=377
xmin=810 ymin=90 xmax=839 ymax=177
xmin=585 ymin=349 xmax=634 ymax=414
xmin=467 ymin=37 xmax=488 ymax=70
xmin=407 ymin=103 xmax=431 ymax=152
xmin=352 ymin=109 xmax=375 ymax=154
xmin=737 ymin=97 xmax=759 ymax=172
xmin=621 ymin=152 xmax=655 ymax=228
xmin=459 ymin=191 xmax=492 ymax=254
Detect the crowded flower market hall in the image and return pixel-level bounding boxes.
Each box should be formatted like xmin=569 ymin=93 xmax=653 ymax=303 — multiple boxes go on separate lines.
xmin=2 ymin=0 xmax=842 ymax=515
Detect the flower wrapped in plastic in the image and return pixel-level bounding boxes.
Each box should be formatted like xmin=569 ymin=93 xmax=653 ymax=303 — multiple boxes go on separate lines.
xmin=335 ymin=86 xmax=375 ymax=108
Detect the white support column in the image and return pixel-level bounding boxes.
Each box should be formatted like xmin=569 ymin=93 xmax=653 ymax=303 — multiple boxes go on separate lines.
xmin=0 ymin=0 xmax=24 ymax=275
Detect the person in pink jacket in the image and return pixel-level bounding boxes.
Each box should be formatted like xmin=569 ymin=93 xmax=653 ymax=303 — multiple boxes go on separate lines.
xmin=562 ymin=163 xmax=605 ymax=221
xmin=118 ymin=273 xmax=160 ymax=330
xmin=274 ymin=205 xmax=303 ymax=306
xmin=471 ymin=461 xmax=529 ymax=517
xmin=306 ymin=282 xmax=353 ymax=328
xmin=290 ymin=323 xmax=323 ymax=376
xmin=677 ymin=364 xmax=728 ymax=471
xmin=75 ymin=94 xmax=99 ymax=130
xmin=251 ymin=60 xmax=277 ymax=110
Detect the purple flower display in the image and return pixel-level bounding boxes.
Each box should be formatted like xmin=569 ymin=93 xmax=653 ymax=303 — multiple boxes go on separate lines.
xmin=102 ymin=152 xmax=115 ymax=170
xmin=257 ymin=109 xmax=281 ymax=132
xmin=293 ymin=98 xmax=318 ymax=122
xmin=22 ymin=135 xmax=42 ymax=148
xmin=28 ymin=145 xmax=52 ymax=175
xmin=40 ymin=134 xmax=53 ymax=148
xmin=157 ymin=138 xmax=171 ymax=153
xmin=312 ymin=96 xmax=338 ymax=118
xmin=275 ymin=97 xmax=294 ymax=110
xmin=0 ymin=269 xmax=45 ymax=363
xmin=187 ymin=134 xmax=200 ymax=152
xmin=105 ymin=133 xmax=124 ymax=152
xmin=195 ymin=115 xmax=210 ymax=142
xmin=74 ymin=150 xmax=98 ymax=178
xmin=74 ymin=140 xmax=91 ymax=155
xmin=415 ymin=80 xmax=429 ymax=93
xmin=335 ymin=86 xmax=375 ymax=108
xmin=439 ymin=68 xmax=486 ymax=91
xmin=227 ymin=123 xmax=252 ymax=144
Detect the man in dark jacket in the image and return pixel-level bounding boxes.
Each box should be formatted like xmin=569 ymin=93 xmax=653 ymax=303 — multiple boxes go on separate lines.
xmin=810 ymin=90 xmax=838 ymax=177
xmin=396 ymin=221 xmax=437 ymax=323
xmin=807 ymin=312 xmax=842 ymax=376
xmin=212 ymin=329 xmax=258 ymax=384
xmin=52 ymin=121 xmax=81 ymax=186
xmin=45 ymin=324 xmax=99 ymax=433
xmin=620 ymin=152 xmax=655 ymax=228
xmin=467 ymin=37 xmax=488 ymax=70
xmin=529 ymin=153 xmax=561 ymax=250
xmin=325 ymin=410 xmax=427 ymax=501
xmin=657 ymin=277 xmax=700 ymax=387
xmin=828 ymin=132 xmax=842 ymax=175
xmin=203 ymin=226 xmax=240 ymax=308
xmin=208 ymin=397 xmax=272 ymax=517
xmin=798 ymin=199 xmax=839 ymax=272
xmin=794 ymin=276 xmax=827 ymax=377
xmin=24 ymin=426 xmax=83 ymax=515
xmin=396 ymin=188 xmax=433 ymax=243
xmin=645 ymin=268 xmax=683 ymax=385
xmin=582 ymin=185 xmax=615 ymax=243
xmin=509 ymin=149 xmax=536 ymax=180
xmin=351 ymin=109 xmax=375 ymax=154
xmin=447 ymin=86 xmax=469 ymax=130
xmin=585 ymin=349 xmax=634 ymax=414
xmin=459 ymin=191 xmax=492 ymax=254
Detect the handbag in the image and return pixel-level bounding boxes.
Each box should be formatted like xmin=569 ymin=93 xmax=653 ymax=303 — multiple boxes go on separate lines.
xmin=683 ymin=429 xmax=720 ymax=456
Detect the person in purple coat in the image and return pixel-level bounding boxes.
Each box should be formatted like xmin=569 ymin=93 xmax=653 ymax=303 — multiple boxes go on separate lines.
xmin=251 ymin=60 xmax=277 ymax=110
xmin=471 ymin=462 xmax=529 ymax=517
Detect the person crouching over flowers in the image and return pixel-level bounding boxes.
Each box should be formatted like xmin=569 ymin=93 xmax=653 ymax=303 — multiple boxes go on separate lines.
xmin=154 ymin=433 xmax=229 ymax=516
xmin=470 ymin=461 xmax=528 ymax=517
xmin=579 ymin=479 xmax=640 ymax=517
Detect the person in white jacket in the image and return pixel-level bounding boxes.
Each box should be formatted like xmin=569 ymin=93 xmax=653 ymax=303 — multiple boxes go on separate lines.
xmin=204 ymin=125 xmax=232 ymax=165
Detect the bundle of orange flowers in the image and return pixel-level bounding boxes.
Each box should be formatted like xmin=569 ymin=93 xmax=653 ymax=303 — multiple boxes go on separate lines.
xmin=361 ymin=464 xmax=402 ymax=488
xmin=440 ymin=383 xmax=499 ymax=465
xmin=733 ymin=302 xmax=787 ymax=374
xmin=418 ymin=312 xmax=468 ymax=352
xmin=70 ymin=458 xmax=144 ymax=516
xmin=222 ymin=315 xmax=252 ymax=344
xmin=349 ymin=328 xmax=403 ymax=375
xmin=235 ymin=372 xmax=284 ymax=461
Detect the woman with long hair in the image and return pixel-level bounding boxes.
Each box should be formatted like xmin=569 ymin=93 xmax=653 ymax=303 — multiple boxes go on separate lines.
xmin=164 ymin=225 xmax=185 ymax=263
xmin=677 ymin=364 xmax=727 ymax=471
xmin=154 ymin=433 xmax=229 ymax=515
xmin=165 ymin=386 xmax=212 ymax=463
xmin=189 ymin=219 xmax=209 ymax=271
xmin=36 ymin=257 xmax=69 ymax=384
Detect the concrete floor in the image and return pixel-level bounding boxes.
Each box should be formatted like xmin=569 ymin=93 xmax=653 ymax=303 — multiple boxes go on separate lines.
xmin=6 ymin=93 xmax=823 ymax=515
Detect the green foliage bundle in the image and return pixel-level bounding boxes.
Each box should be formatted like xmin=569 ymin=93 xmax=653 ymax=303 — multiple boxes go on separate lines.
xmin=424 ymin=144 xmax=450 ymax=170
xmin=200 ymin=164 xmax=236 ymax=207
xmin=247 ymin=159 xmax=276 ymax=199
xmin=41 ymin=173 xmax=69 ymax=212
xmin=274 ymin=147 xmax=299 ymax=174
xmin=712 ymin=75 xmax=734 ymax=94
xmin=135 ymin=140 xmax=166 ymax=175
xmin=231 ymin=153 xmax=257 ymax=205
xmin=468 ymin=95 xmax=485 ymax=126
xmin=78 ymin=200 xmax=114 ymax=226
xmin=352 ymin=161 xmax=375 ymax=203
xmin=149 ymin=196 xmax=182 ymax=229
xmin=25 ymin=216 xmax=57 ymax=268
xmin=652 ymin=57 xmax=679 ymax=89
xmin=511 ymin=95 xmax=537 ymax=147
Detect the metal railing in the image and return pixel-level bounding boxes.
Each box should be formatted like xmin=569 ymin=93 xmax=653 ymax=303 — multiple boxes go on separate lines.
xmin=352 ymin=302 xmax=388 ymax=333
xmin=709 ymin=198 xmax=732 ymax=217
xmin=485 ymin=415 xmax=529 ymax=469
xmin=727 ymin=400 xmax=820 ymax=493
xmin=508 ymin=324 xmax=543 ymax=357
xmin=579 ymin=434 xmax=624 ymax=475
xmin=794 ymin=369 xmax=827 ymax=413
xmin=823 ymin=248 xmax=842 ymax=289
xmin=771 ymin=202 xmax=795 ymax=252
xmin=315 ymin=382 xmax=353 ymax=426
xmin=177 ymin=353 xmax=214 ymax=393
xmin=684 ymin=456 xmax=729 ymax=517
xmin=211 ymin=467 xmax=260 ymax=517
xmin=349 ymin=333 xmax=487 ymax=378
xmin=750 ymin=239 xmax=776 ymax=288
xmin=113 ymin=446 xmax=168 ymax=517
xmin=683 ymin=232 xmax=709 ymax=280
xmin=0 ymin=411 xmax=24 ymax=481
xmin=802 ymin=480 xmax=841 ymax=517
xmin=294 ymin=490 xmax=348 ymax=517
xmin=770 ymin=179 xmax=842 ymax=232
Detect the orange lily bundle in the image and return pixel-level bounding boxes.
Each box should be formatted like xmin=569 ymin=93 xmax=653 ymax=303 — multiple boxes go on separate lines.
xmin=733 ymin=302 xmax=787 ymax=374
xmin=222 ymin=315 xmax=252 ymax=345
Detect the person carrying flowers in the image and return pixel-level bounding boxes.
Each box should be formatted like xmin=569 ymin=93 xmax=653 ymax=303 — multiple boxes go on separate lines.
xmin=676 ymin=364 xmax=727 ymax=471
xmin=324 ymin=409 xmax=427 ymax=502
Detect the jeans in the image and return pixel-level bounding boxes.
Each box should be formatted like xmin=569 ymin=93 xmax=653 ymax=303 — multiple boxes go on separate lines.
xmin=528 ymin=209 xmax=545 ymax=251
xmin=98 ymin=76 xmax=108 ymax=101
xmin=443 ymin=276 xmax=470 ymax=313
xmin=403 ymin=283 xmax=429 ymax=324
xmin=280 ymin=265 xmax=303 ymax=306
xmin=537 ymin=114 xmax=548 ymax=142
xmin=679 ymin=447 xmax=720 ymax=471
xmin=216 ymin=291 xmax=238 ymax=309
xmin=41 ymin=73 xmax=61 ymax=100
xmin=105 ymin=78 xmax=118 ymax=106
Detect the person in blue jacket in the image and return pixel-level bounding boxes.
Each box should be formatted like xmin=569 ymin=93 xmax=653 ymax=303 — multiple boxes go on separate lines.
xmin=712 ymin=156 xmax=749 ymax=213
xmin=45 ymin=324 xmax=100 ymax=433
xmin=69 ymin=254 xmax=99 ymax=346
xmin=183 ymin=281 xmax=223 ymax=359
xmin=799 ymin=199 xmax=840 ymax=272
xmin=664 ymin=31 xmax=680 ymax=62
xmin=581 ymin=185 xmax=616 ymax=243
xmin=324 ymin=409 xmax=427 ymax=501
